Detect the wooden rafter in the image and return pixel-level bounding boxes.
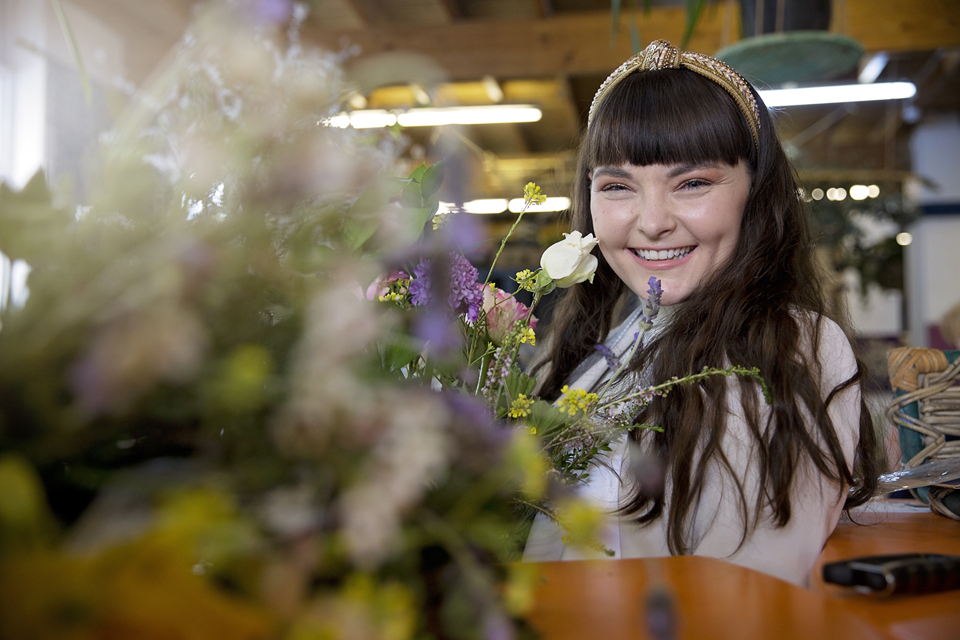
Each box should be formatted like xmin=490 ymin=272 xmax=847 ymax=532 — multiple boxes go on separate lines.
xmin=305 ymin=0 xmax=960 ymax=81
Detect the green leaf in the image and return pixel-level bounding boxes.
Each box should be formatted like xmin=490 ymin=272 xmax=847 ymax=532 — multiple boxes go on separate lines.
xmin=346 ymin=175 xmax=405 ymax=251
xmin=407 ymin=162 xmax=427 ymax=182
xmin=420 ymin=160 xmax=445 ymax=198
xmin=504 ymin=369 xmax=537 ymax=399
xmin=406 ymin=207 xmax=433 ymax=235
xmin=349 ymin=176 xmax=405 ymax=217
xmin=424 ymin=194 xmax=440 ymax=220
xmin=401 ymin=178 xmax=423 ymax=209
xmin=378 ymin=340 xmax=421 ymax=373
xmin=527 ymin=401 xmax=568 ymax=439
xmin=342 ymin=220 xmax=378 ymax=251
xmin=0 ymin=170 xmax=72 ymax=265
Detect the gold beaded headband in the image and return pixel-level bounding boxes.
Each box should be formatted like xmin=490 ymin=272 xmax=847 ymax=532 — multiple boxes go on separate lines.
xmin=588 ymin=40 xmax=761 ymax=149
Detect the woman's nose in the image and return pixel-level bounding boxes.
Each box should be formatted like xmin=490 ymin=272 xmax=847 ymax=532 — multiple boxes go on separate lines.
xmin=635 ymin=196 xmax=676 ymax=238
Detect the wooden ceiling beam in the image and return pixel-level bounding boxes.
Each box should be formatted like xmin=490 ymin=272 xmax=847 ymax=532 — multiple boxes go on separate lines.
xmin=305 ymin=0 xmax=960 ymax=82
xmin=341 ymin=0 xmax=458 ymax=26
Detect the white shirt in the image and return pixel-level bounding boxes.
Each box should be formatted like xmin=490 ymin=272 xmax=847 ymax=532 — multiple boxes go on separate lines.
xmin=523 ymin=305 xmax=860 ymax=587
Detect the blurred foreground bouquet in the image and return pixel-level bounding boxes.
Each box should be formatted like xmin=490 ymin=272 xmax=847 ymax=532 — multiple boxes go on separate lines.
xmin=0 ymin=4 xmax=540 ymax=639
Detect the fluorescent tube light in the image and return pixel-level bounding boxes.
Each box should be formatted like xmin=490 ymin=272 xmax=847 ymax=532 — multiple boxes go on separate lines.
xmin=759 ymin=82 xmax=916 ymax=107
xmin=325 ymin=105 xmax=542 ymax=129
xmin=507 ymin=197 xmax=571 ymax=213
xmin=439 ymin=199 xmax=509 ymax=215
xmin=397 ymin=105 xmax=542 ymax=127
xmin=324 ymin=110 xmax=397 ymax=129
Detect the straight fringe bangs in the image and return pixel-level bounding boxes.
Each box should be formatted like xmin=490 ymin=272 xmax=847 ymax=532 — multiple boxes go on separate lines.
xmin=585 ymin=70 xmax=757 ymax=173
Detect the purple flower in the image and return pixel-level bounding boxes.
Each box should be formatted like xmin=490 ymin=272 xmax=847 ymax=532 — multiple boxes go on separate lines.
xmin=594 ymin=344 xmax=621 ymax=371
xmin=448 ymin=253 xmax=483 ymax=321
xmin=640 ymin=277 xmax=662 ymax=329
xmin=414 ymin=311 xmax=460 ymax=354
xmin=409 ymin=260 xmax=432 ymax=306
xmin=408 ymin=253 xmax=482 ymax=321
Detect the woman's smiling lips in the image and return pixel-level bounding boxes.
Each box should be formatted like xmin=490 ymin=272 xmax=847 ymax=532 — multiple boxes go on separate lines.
xmin=630 ymin=246 xmax=696 ymax=262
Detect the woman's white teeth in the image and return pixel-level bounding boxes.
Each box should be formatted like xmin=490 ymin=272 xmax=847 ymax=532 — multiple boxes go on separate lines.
xmin=635 ymin=247 xmax=692 ymax=260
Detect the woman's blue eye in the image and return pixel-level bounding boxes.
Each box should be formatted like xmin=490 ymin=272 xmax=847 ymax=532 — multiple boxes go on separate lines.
xmin=682 ymin=179 xmax=710 ymax=189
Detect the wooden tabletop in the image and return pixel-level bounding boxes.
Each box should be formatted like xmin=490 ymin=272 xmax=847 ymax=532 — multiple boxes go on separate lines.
xmin=524 ymin=501 xmax=960 ymax=640
xmin=812 ymin=502 xmax=960 ymax=640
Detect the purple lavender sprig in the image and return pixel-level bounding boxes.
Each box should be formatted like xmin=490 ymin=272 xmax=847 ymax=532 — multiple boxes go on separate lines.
xmin=481 ymin=346 xmax=515 ymax=403
xmin=594 ymin=344 xmax=622 ymax=371
xmin=639 ymin=277 xmax=662 ymax=331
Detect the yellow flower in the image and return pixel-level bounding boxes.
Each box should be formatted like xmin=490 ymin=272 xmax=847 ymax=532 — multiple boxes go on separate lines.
xmin=378 ymin=292 xmax=403 ymax=303
xmin=514 ymin=269 xmax=537 ymax=292
xmin=504 ymin=564 xmax=539 ymax=616
xmin=523 ymin=182 xmax=546 ymax=206
xmin=431 ymin=211 xmax=449 ymax=230
xmin=557 ymin=496 xmax=612 ymax=555
xmin=508 ymin=394 xmax=534 ymax=419
xmin=506 ymin=431 xmax=548 ymax=499
xmin=519 ymin=327 xmax=536 ymax=346
xmin=556 ymin=385 xmax=599 ymax=416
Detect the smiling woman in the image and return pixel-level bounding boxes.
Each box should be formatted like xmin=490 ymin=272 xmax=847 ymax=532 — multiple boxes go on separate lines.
xmin=590 ymin=161 xmax=750 ymax=306
xmin=525 ymin=40 xmax=881 ymax=587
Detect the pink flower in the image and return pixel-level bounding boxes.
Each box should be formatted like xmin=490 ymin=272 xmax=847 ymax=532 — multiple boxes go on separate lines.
xmin=481 ymin=284 xmax=538 ymax=346
xmin=366 ymin=270 xmax=409 ymax=301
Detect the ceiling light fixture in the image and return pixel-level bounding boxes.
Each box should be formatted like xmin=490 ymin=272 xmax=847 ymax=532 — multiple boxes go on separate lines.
xmin=398 ymin=105 xmax=542 ymax=127
xmin=324 ymin=105 xmax=542 ymax=129
xmin=508 ymin=197 xmax=570 ymax=213
xmin=759 ymin=82 xmax=916 ymax=107
xmin=439 ymin=199 xmax=510 ymax=215
xmin=849 ymin=184 xmax=870 ymax=200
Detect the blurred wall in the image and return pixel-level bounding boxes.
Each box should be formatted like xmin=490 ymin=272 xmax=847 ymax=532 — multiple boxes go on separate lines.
xmin=906 ymin=113 xmax=960 ymax=348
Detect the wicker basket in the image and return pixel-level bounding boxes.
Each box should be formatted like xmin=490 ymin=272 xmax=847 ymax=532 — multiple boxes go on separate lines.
xmin=886 ymin=347 xmax=960 ymax=519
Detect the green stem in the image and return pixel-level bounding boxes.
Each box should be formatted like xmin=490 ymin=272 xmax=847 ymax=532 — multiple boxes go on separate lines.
xmin=483 ymin=204 xmax=529 ymax=286
xmin=595 ymin=323 xmax=647 ymax=402
xmin=514 ymin=497 xmax=560 ymax=522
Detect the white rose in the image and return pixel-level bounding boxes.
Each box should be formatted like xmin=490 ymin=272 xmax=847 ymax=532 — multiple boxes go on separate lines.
xmin=539 ymin=231 xmax=599 ymax=288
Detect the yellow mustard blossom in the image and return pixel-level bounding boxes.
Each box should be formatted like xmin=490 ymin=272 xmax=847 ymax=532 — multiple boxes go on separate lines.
xmin=506 ymin=431 xmax=548 ymax=499
xmin=508 ymin=394 xmax=534 ymax=419
xmin=519 ymin=327 xmax=536 ymax=345
xmin=513 ymin=268 xmax=538 ymax=292
xmin=431 ymin=211 xmax=450 ymax=230
xmin=557 ymin=496 xmax=612 ymax=555
xmin=504 ymin=564 xmax=539 ymax=616
xmin=556 ymin=385 xmax=599 ymax=416
xmin=523 ymin=182 xmax=546 ymax=206
xmin=379 ymin=292 xmax=404 ymax=303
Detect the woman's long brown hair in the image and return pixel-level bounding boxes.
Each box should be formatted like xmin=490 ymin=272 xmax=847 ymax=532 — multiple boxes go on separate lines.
xmin=535 ymin=70 xmax=880 ymax=555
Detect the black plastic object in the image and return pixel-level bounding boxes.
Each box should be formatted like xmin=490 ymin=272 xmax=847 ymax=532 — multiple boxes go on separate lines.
xmin=823 ymin=553 xmax=960 ymax=596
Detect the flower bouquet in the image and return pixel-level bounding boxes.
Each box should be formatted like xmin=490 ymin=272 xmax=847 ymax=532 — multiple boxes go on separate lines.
xmin=364 ymin=176 xmax=769 ymax=553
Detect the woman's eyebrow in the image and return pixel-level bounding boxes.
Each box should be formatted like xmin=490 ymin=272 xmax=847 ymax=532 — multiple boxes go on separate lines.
xmin=591 ymin=166 xmax=633 ymax=180
xmin=667 ymin=162 xmax=720 ymax=178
